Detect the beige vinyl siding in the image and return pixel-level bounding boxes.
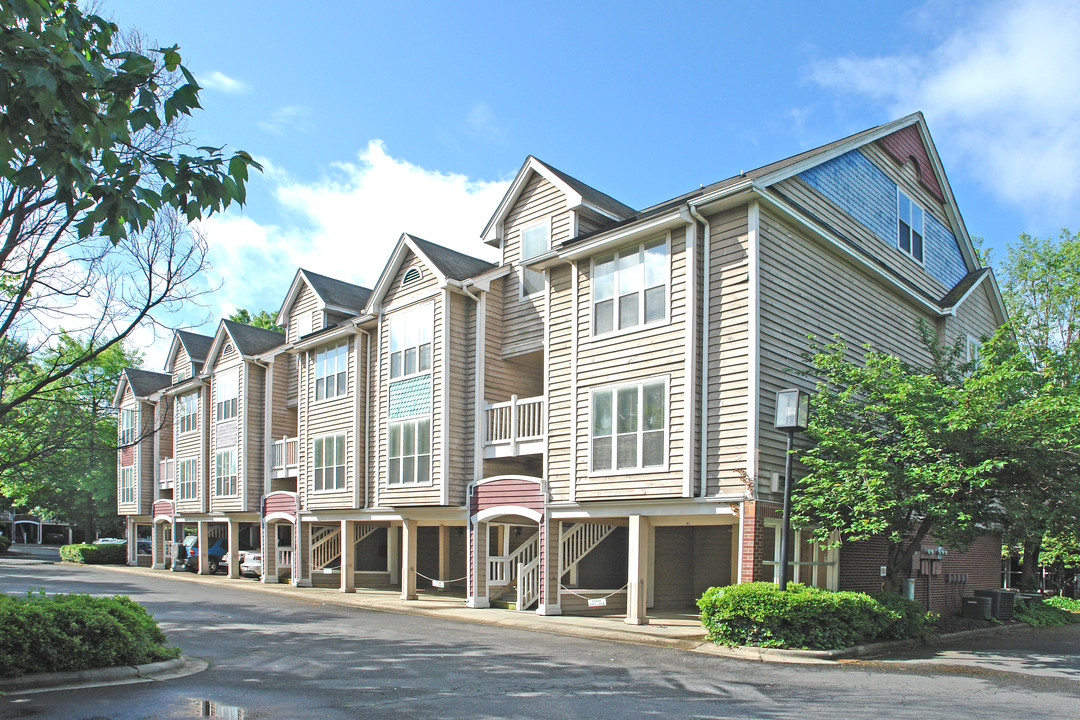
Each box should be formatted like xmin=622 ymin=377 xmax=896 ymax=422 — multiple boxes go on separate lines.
xmin=483 ymin=277 xmax=544 ymax=404
xmin=270 ymin=351 xmax=298 ymax=440
xmin=288 ymin=282 xmax=321 ymax=344
xmin=501 ymin=173 xmax=569 ymax=357
xmin=116 ymin=388 xmax=140 ymax=516
xmin=446 ymin=292 xmax=475 ymax=504
xmin=246 ymin=361 xmax=266 ymax=511
xmin=298 ymin=336 xmax=357 ymax=510
xmin=209 ymin=342 xmax=244 ymax=513
xmin=945 ymin=282 xmax=999 ymax=349
xmin=568 ymin=227 xmax=689 ymax=501
xmin=705 ymin=208 xmax=751 ymax=496
xmin=545 ymin=263 xmax=573 ymax=500
xmin=576 ymin=212 xmax=607 ymax=237
xmin=756 ymin=205 xmax=941 ymax=498
xmin=138 ymin=399 xmax=155 ymax=514
xmin=383 ymin=252 xmax=435 ymax=309
xmin=171 ymin=350 xmax=192 ymax=383
xmin=173 ymin=383 xmax=205 ymax=515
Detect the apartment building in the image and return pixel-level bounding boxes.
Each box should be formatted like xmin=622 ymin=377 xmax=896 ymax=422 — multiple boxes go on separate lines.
xmin=116 ymin=113 xmax=1006 ymax=619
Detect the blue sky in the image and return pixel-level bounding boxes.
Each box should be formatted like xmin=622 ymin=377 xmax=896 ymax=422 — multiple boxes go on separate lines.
xmin=97 ymin=0 xmax=1080 ymax=367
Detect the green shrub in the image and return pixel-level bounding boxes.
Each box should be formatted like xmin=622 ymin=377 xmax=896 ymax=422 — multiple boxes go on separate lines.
xmin=59 ymin=543 xmax=127 ymax=565
xmin=1015 ymin=597 xmax=1080 ymax=627
xmin=0 ymin=535 xmax=10 ymax=553
xmin=1044 ymin=596 xmax=1080 ymax=613
xmin=0 ymin=592 xmax=180 ymax=677
xmin=697 ymin=582 xmax=935 ymax=650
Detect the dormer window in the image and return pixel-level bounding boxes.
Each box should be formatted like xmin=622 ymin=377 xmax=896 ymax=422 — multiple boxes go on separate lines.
xmin=897 ymin=190 xmax=924 ymax=263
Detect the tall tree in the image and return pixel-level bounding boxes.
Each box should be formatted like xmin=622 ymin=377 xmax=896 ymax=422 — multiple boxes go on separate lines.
xmin=0 ymin=0 xmax=259 ymax=433
xmin=229 ymin=308 xmax=283 ymax=333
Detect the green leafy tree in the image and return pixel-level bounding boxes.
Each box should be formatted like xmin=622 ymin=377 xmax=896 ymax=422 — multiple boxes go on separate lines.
xmin=229 ymin=308 xmax=282 ymax=332
xmin=0 ymin=0 xmax=260 ymax=433
xmin=793 ymin=333 xmax=999 ymax=592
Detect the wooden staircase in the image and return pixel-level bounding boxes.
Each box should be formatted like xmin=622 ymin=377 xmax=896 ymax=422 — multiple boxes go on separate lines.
xmin=488 ymin=532 xmax=540 ymax=611
xmin=559 ymin=523 xmax=617 ymax=578
xmin=310 ymin=524 xmax=381 ymax=571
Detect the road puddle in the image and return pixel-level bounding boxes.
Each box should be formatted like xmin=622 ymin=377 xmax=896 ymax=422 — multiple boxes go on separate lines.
xmin=195 ymin=699 xmax=248 ymax=719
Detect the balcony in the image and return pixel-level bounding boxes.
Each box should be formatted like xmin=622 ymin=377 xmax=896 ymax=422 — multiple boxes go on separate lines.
xmin=271 ymin=436 xmax=299 ymax=479
xmin=159 ymin=459 xmax=174 ymax=490
xmin=483 ymin=395 xmax=545 ymax=458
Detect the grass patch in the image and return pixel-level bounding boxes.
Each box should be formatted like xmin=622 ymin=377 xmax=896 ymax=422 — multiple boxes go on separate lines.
xmin=698 ymin=582 xmax=935 ymax=650
xmin=0 ymin=591 xmax=180 ymax=677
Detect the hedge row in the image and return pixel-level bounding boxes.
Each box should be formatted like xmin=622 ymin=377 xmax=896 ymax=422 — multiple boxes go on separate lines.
xmin=0 ymin=535 xmax=10 ymax=552
xmin=59 ymin=543 xmax=127 ymax=564
xmin=0 ymin=592 xmax=180 ymax=677
xmin=1044 ymin=596 xmax=1080 ymax=613
xmin=1015 ymin=597 xmax=1080 ymax=627
xmin=698 ymin=582 xmax=935 ymax=650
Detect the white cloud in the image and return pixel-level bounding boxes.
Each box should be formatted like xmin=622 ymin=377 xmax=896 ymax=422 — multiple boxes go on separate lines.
xmin=259 ymin=105 xmax=314 ymax=135
xmin=199 ymin=70 xmax=250 ymax=94
xmin=809 ymin=0 xmax=1080 ymax=217
xmin=191 ymin=141 xmax=508 ymax=352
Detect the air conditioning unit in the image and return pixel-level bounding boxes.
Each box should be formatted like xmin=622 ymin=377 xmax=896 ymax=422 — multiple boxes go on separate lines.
xmin=961 ymin=596 xmax=991 ymax=620
xmin=974 ymin=589 xmax=1017 ymax=620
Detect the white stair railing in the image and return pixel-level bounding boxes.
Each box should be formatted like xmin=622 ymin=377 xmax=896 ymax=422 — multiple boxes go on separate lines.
xmin=310 ymin=525 xmax=341 ymax=571
xmin=517 ymin=557 xmax=540 ymax=611
xmin=560 ymin=523 xmax=617 ymax=576
xmin=355 ymin=524 xmax=378 ymax=544
xmin=488 ymin=532 xmax=539 ymax=588
xmin=276 ymin=548 xmax=293 ymax=571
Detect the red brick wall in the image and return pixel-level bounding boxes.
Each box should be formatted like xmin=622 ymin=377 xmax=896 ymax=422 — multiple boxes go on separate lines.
xmin=740 ymin=501 xmax=782 ymax=583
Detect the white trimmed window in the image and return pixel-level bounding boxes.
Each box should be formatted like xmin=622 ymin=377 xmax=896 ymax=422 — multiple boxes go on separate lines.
xmin=592 ymin=237 xmax=668 ymax=335
xmin=966 ymin=335 xmax=981 ymax=369
xmin=119 ymin=466 xmax=135 ymax=504
xmin=590 ymin=378 xmax=666 ymax=473
xmin=215 ymin=369 xmax=238 ymax=421
xmin=520 ymin=221 xmax=549 ymax=298
xmin=315 ymin=342 xmax=348 ymax=401
xmin=760 ymin=521 xmax=839 ymax=590
xmin=388 ymin=417 xmax=431 ymax=485
xmin=389 ymin=303 xmax=433 ymax=380
xmin=313 ymin=434 xmax=346 ymax=491
xmin=177 ymin=459 xmax=198 ymax=501
xmin=897 ymin=190 xmax=924 ymax=263
xmin=119 ymin=408 xmax=137 ymax=446
xmin=214 ymin=448 xmax=237 ymax=497
xmin=177 ymin=392 xmax=198 ymax=434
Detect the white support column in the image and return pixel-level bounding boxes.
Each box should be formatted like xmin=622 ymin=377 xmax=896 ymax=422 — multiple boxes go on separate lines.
xmin=388 ymin=522 xmax=400 ymax=584
xmin=151 ymin=522 xmax=162 ymax=569
xmin=127 ymin=517 xmax=136 ymax=566
xmin=226 ymin=518 xmax=240 ymax=578
xmin=625 ymin=514 xmax=650 ymax=626
xmin=437 ymin=525 xmax=450 ymax=589
xmin=466 ymin=517 xmax=490 ymax=608
xmin=171 ymin=522 xmax=186 ymax=572
xmin=341 ymin=519 xmax=356 ymax=593
xmin=401 ymin=518 xmax=418 ymax=601
xmin=197 ymin=521 xmax=210 ymax=575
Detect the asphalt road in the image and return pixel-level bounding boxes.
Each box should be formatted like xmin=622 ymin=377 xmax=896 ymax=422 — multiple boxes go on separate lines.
xmin=1 ymin=554 xmax=1078 ymax=719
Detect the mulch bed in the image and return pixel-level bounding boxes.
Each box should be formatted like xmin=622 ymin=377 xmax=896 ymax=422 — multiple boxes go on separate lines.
xmin=933 ymin=613 xmax=1013 ymax=634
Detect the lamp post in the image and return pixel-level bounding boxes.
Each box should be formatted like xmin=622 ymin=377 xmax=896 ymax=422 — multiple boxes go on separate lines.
xmin=774 ymin=388 xmax=810 ymax=591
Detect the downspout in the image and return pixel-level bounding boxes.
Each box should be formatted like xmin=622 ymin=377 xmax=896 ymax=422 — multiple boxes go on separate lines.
xmin=357 ymin=328 xmax=372 ymax=509
xmin=688 ymin=204 xmax=710 ymax=499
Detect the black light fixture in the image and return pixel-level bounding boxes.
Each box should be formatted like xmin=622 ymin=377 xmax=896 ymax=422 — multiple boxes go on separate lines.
xmin=774 ymin=388 xmax=810 ymax=591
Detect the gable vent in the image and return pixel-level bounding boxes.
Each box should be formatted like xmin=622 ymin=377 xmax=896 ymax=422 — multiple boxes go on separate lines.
xmin=402 ymin=267 xmax=422 ymax=285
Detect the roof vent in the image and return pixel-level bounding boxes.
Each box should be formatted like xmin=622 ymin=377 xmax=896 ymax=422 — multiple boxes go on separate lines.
xmin=402 ymin=267 xmax=421 ymax=285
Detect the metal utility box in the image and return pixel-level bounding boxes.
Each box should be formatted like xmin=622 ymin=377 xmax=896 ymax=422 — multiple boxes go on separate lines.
xmin=974 ymin=589 xmax=1017 ymax=620
xmin=961 ymin=596 xmax=991 ymax=620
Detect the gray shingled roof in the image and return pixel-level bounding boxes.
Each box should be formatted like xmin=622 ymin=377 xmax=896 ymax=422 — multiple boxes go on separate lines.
xmin=940 ymin=268 xmax=991 ymax=308
xmin=176 ymin=330 xmax=214 ymax=372
xmin=537 ymin=158 xmax=636 ymax=220
xmin=221 ymin=319 xmax=285 ymax=356
xmin=407 ymin=235 xmax=497 ymax=281
xmin=302 ymin=269 xmax=372 ymax=314
xmin=122 ymin=367 xmax=172 ymax=397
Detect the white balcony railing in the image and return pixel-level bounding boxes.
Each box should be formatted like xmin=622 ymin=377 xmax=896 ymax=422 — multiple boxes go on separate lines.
xmin=271 ymin=436 xmax=299 ymax=476
xmin=159 ymin=459 xmax=175 ymax=490
xmin=483 ymin=395 xmax=544 ymax=458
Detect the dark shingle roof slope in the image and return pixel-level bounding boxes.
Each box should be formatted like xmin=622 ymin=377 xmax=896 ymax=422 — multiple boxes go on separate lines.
xmin=302 ymin=269 xmax=372 ymax=314
xmin=408 ymin=235 xmax=497 ymax=281
xmin=940 ymin=268 xmax=991 ymax=308
xmin=537 ymin=159 xmax=636 ymax=220
xmin=176 ymin=331 xmax=214 ymax=370
xmin=221 ymin=319 xmax=286 ymax=356
xmin=122 ymin=367 xmax=172 ymax=397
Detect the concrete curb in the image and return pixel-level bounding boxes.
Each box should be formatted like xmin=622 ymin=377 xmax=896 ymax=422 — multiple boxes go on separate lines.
xmin=0 ymin=655 xmax=207 ymax=695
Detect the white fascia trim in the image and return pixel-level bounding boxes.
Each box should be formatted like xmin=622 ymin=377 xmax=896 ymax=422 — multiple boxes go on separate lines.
xmin=942 ymin=269 xmax=1009 ymax=326
xmin=548 ymin=497 xmax=744 ymax=520
xmin=366 ymin=234 xmax=450 ymax=313
xmin=200 ymin=322 xmax=233 ymax=376
xmin=580 ymin=200 xmax=621 ymax=222
xmin=911 ymin=121 xmax=979 ymax=271
xmin=276 ymin=270 xmax=324 ymax=327
xmin=163 ymin=334 xmax=187 ymax=374
xmin=754 ymin=189 xmax=945 ymax=318
xmin=112 ymin=375 xmax=131 ymax=408
xmin=474 ymin=505 xmax=543 ymax=524
xmin=481 ymin=158 xmax=584 ymax=245
xmin=559 ymin=208 xmax=693 ymax=261
xmin=290 ymin=325 xmax=354 ymax=352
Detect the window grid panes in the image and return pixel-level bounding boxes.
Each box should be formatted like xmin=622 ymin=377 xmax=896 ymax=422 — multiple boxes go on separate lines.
xmin=120 ymin=466 xmax=135 ymax=504
xmin=897 ymin=190 xmax=924 ymax=262
xmin=119 ymin=408 xmax=136 ymax=446
xmin=591 ymin=379 xmax=666 ymax=472
xmin=215 ymin=370 xmax=238 ymax=421
xmin=177 ymin=393 xmax=198 ymax=434
xmin=315 ymin=342 xmax=348 ymax=401
xmin=214 ymin=448 xmax=237 ymax=496
xmin=593 ymin=238 xmax=667 ymax=335
xmin=177 ymin=459 xmax=198 ymax=500
xmin=389 ymin=304 xmax=433 ymax=380
xmin=313 ymin=434 xmax=346 ymax=491
xmin=389 ymin=417 xmax=431 ymax=485
xmin=760 ymin=522 xmax=838 ymax=590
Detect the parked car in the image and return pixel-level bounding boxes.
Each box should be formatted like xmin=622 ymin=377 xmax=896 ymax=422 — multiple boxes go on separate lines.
xmin=240 ymin=552 xmax=262 ymax=577
xmin=181 ymin=536 xmax=227 ymax=574
xmin=93 ymin=537 xmax=125 ymax=545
